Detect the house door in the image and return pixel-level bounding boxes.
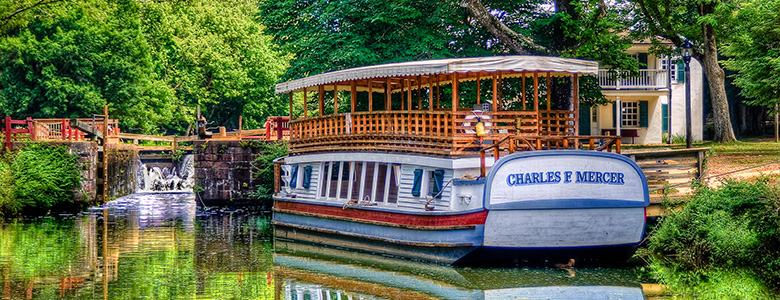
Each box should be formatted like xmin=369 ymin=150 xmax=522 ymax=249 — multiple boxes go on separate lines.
xmin=590 ymin=107 xmax=599 ymax=135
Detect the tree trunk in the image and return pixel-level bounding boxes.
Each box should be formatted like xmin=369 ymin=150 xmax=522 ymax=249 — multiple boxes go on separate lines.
xmin=459 ymin=0 xmax=547 ymax=55
xmin=698 ymin=23 xmax=736 ymax=143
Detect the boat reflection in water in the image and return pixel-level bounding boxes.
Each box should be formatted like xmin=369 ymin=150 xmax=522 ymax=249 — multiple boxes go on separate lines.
xmin=274 ymin=240 xmax=646 ymax=300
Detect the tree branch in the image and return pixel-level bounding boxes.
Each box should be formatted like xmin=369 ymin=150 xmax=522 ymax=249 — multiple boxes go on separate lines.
xmin=1 ymin=0 xmax=67 ymax=31
xmin=460 ymin=0 xmax=548 ymax=55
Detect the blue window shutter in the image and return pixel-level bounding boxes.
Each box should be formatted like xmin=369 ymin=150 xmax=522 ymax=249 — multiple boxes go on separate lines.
xmin=677 ymin=61 xmax=685 ymax=83
xmin=412 ymin=169 xmax=423 ymax=197
xmin=578 ymin=105 xmax=591 ymax=135
xmin=639 ymin=101 xmax=649 ymax=127
xmin=662 ymin=104 xmax=669 ymax=132
xmin=431 ymin=170 xmax=444 ymax=198
xmin=612 ymin=102 xmax=617 ymax=127
xmin=303 ymin=166 xmax=313 ymax=189
xmin=289 ymin=165 xmax=298 ymax=188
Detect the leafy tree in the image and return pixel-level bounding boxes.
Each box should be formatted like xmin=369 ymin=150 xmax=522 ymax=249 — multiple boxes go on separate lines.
xmin=258 ymin=0 xmax=476 ymax=81
xmin=0 ymin=0 xmax=181 ymax=133
xmin=141 ymin=0 xmax=290 ymax=130
xmin=632 ymin=0 xmax=737 ymax=143
xmin=721 ymin=0 xmax=780 ymax=111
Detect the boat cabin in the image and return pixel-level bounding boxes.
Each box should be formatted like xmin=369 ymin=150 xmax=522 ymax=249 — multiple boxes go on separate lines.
xmin=276 ymin=56 xmax=621 ymax=161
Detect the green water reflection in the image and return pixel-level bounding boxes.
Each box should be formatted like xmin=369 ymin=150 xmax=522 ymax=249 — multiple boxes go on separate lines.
xmin=1 ymin=193 xmax=766 ymax=299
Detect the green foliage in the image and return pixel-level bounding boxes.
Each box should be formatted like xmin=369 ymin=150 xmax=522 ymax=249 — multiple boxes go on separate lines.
xmin=721 ymin=0 xmax=780 ymax=110
xmin=249 ymin=142 xmax=288 ymax=205
xmin=0 ymin=218 xmax=83 ymax=281
xmin=642 ymin=177 xmax=780 ymax=291
xmin=0 ymin=143 xmax=83 ymax=216
xmin=0 ymin=0 xmax=289 ymax=134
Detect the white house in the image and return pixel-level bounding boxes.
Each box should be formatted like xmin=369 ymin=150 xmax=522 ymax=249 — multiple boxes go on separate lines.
xmin=582 ymin=42 xmax=704 ymax=144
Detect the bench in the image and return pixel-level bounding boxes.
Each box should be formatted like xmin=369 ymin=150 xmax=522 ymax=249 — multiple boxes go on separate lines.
xmin=602 ymin=129 xmax=639 ymax=144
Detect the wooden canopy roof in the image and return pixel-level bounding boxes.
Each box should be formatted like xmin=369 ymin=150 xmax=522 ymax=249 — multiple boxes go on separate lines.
xmin=275 ymin=56 xmax=599 ymax=94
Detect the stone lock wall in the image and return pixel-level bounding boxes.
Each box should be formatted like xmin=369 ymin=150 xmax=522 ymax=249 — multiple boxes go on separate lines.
xmin=193 ymin=140 xmax=266 ymax=207
xmin=104 ymin=144 xmax=138 ymax=199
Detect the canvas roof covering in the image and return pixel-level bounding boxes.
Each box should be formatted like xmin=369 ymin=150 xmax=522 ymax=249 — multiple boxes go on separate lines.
xmin=275 ymin=56 xmax=599 ymax=94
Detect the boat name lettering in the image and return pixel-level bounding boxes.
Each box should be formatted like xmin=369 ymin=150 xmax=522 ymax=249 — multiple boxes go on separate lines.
xmin=505 ymin=171 xmax=625 ymax=187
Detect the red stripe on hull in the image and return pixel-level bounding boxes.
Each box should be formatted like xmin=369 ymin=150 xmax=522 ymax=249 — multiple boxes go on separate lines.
xmin=275 ymin=201 xmax=488 ymax=227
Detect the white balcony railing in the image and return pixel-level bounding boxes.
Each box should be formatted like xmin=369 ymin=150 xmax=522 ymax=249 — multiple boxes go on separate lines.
xmin=598 ymin=69 xmax=669 ymax=90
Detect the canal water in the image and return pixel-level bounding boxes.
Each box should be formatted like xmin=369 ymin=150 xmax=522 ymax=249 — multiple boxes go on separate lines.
xmin=3 ymin=193 xmax=654 ymax=299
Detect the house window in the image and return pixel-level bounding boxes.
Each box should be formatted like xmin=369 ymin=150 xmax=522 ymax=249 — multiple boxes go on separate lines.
xmin=662 ymin=58 xmax=683 ymax=83
xmin=622 ymin=101 xmax=639 ymax=128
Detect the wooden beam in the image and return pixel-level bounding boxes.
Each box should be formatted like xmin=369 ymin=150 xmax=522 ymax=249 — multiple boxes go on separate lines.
xmin=350 ymin=81 xmax=356 ymax=113
xmin=428 ymin=76 xmax=434 ymax=111
xmin=417 ymin=75 xmax=422 ymax=110
xmin=533 ymin=72 xmax=539 ymax=112
xmin=476 ymin=74 xmax=481 ymax=105
xmin=436 ymin=75 xmax=441 ymax=109
xmin=492 ymin=74 xmax=497 ymax=112
xmin=407 ymin=78 xmax=412 ymax=111
xmin=401 ymin=79 xmax=405 ymax=110
xmin=303 ymin=89 xmax=308 ymax=118
xmin=452 ymin=73 xmax=459 ymax=112
xmin=318 ymin=85 xmax=324 ymax=116
xmin=385 ymin=78 xmax=391 ymax=110
xmin=333 ymin=84 xmax=339 ymax=114
xmin=522 ymin=72 xmax=526 ymax=110
xmin=289 ymin=92 xmax=294 ymax=119
xmin=573 ymin=74 xmax=579 ymax=136
xmin=534 ymin=72 xmax=539 ymax=135
xmin=368 ymin=80 xmax=373 ymax=111
xmin=546 ymin=72 xmax=551 ymax=110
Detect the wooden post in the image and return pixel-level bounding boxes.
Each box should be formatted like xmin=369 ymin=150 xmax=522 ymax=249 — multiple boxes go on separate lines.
xmin=417 ymin=76 xmax=422 ymax=110
xmin=452 ymin=73 xmax=459 ymax=111
xmin=289 ymin=92 xmax=294 ymax=119
xmin=351 ymin=81 xmax=357 ymax=113
xmin=25 ymin=117 xmax=34 ymax=140
xmin=238 ymin=116 xmax=243 ymax=140
xmin=573 ymin=74 xmax=579 ymax=136
xmin=436 ymin=75 xmax=441 ymax=108
xmin=318 ymin=85 xmax=325 ymax=116
xmin=476 ymin=74 xmax=481 ymax=105
xmin=492 ymin=74 xmax=498 ymax=112
xmin=452 ymin=73 xmax=459 ymax=139
xmin=534 ymin=72 xmax=539 ymax=134
xmin=480 ymin=150 xmax=486 ymax=178
xmin=522 ymin=72 xmax=526 ymax=110
xmin=61 ymin=119 xmax=68 ymax=140
xmin=401 ymin=79 xmax=406 ymax=110
xmin=368 ymin=80 xmax=373 ymax=111
xmin=407 ymin=78 xmax=412 ymax=111
xmin=4 ymin=116 xmax=11 ymax=150
xmin=546 ymin=72 xmax=551 ymax=110
xmin=303 ymin=89 xmax=308 ymax=118
xmin=333 ymin=84 xmax=338 ymax=114
xmin=102 ymin=105 xmax=108 ymax=203
xmin=385 ymin=78 xmax=391 ymax=110
xmin=428 ymin=76 xmax=434 ymax=112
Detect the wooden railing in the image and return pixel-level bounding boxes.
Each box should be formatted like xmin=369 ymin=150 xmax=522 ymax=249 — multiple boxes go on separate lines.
xmin=598 ymin=69 xmax=669 ymax=89
xmin=289 ymin=110 xmax=577 ymax=156
xmin=479 ymin=135 xmax=622 ymax=177
xmin=3 ymin=117 xmax=119 ymax=150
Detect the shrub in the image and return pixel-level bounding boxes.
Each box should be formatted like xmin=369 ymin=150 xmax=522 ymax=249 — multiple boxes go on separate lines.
xmin=0 ymin=143 xmax=83 ymax=217
xmin=249 ymin=141 xmax=288 ymax=206
xmin=642 ymin=176 xmax=780 ymax=293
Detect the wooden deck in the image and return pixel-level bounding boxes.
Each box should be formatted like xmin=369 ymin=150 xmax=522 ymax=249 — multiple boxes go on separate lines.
xmin=288 ymin=109 xmax=617 ymax=157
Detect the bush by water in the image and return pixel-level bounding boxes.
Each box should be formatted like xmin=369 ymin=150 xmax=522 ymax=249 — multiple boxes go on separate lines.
xmin=641 ymin=177 xmax=780 ymax=298
xmin=0 ymin=143 xmax=84 ymax=217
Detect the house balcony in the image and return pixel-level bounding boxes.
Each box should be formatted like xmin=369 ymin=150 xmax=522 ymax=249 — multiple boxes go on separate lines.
xmin=598 ymin=69 xmax=669 ymax=90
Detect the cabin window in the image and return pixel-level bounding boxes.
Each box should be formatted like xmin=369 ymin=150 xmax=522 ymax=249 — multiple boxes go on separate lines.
xmin=332 ymin=162 xmax=398 ymax=204
xmin=429 ymin=169 xmax=444 ymax=198
xmin=411 ymin=169 xmax=423 ymax=197
xmin=289 ymin=165 xmax=298 ymax=189
xmin=302 ymin=166 xmax=313 ymax=189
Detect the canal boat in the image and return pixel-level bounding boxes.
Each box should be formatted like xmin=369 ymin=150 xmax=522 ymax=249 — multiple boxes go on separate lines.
xmin=271 ymin=56 xmax=649 ymax=265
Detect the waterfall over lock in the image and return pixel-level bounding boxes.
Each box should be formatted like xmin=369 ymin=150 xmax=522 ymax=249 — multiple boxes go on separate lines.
xmin=137 ymin=154 xmax=195 ymax=192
